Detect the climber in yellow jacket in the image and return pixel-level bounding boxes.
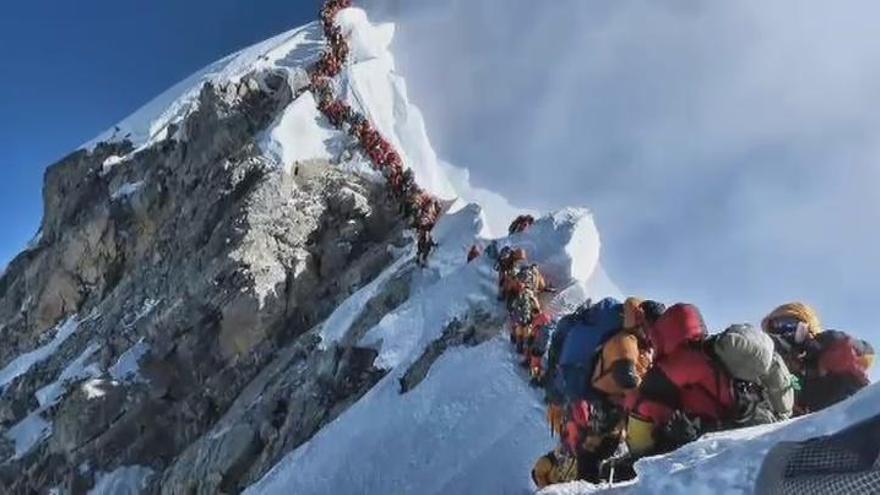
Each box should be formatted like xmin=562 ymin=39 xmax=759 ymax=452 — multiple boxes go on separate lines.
xmin=591 ymin=297 xmax=659 ymax=405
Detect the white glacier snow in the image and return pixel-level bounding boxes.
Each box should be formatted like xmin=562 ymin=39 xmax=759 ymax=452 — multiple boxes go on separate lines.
xmin=88 ymin=465 xmax=154 ymax=495
xmin=0 ymin=316 xmax=80 ymax=392
xmin=7 ymin=410 xmax=52 ymax=459
xmin=245 ymin=201 xmax=605 ymax=494
xmin=109 ymin=338 xmax=150 ymax=383
xmin=334 ymin=8 xmax=459 ymax=203
xmin=110 ymin=181 xmax=145 ymax=200
xmin=82 ymin=22 xmax=325 ymax=153
xmin=259 ymin=91 xmax=342 ymax=172
xmin=57 ymin=4 xmax=877 ymax=494
xmin=35 ymin=342 xmax=101 ymax=408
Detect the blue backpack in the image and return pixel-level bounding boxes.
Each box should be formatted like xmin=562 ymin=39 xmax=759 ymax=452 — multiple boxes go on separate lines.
xmin=557 ymin=297 xmax=624 ymax=401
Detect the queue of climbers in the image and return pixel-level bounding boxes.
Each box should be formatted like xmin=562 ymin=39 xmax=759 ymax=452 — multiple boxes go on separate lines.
xmin=313 ymin=3 xmax=875 ymax=487
xmin=486 ymin=238 xmax=876 ymax=489
xmin=313 ymin=0 xmax=442 ymax=265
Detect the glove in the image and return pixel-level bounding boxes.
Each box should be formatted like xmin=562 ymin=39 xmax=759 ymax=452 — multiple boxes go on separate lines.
xmin=661 ymin=411 xmax=702 ymax=448
xmin=547 ymin=403 xmax=566 ymax=438
xmin=790 ymin=374 xmax=802 ymax=392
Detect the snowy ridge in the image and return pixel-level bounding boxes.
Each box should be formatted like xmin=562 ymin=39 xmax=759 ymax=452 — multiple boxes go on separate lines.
xmin=5 ymin=0 xmax=870 ymax=492
xmin=543 ymin=382 xmax=880 ymax=495
xmin=82 ymin=22 xmax=325 ymax=152
xmin=245 ymin=203 xmax=606 ymax=495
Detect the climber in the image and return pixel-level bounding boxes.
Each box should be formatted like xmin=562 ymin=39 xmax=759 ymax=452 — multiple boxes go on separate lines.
xmin=509 ymin=214 xmax=536 ymax=235
xmin=416 ymin=229 xmax=437 ymax=267
xmin=532 ymin=447 xmax=579 ymax=489
xmin=416 ymin=196 xmax=441 ymax=233
xmin=761 ymin=302 xmax=823 ymax=373
xmin=707 ymin=323 xmax=795 ymax=426
xmin=467 ymin=245 xmax=482 ymax=263
xmin=525 ymin=311 xmax=553 ymax=379
xmin=509 ymin=287 xmax=542 ymax=354
xmin=402 ymin=189 xmax=423 ymax=223
xmin=591 ymin=298 xmax=660 ymax=405
xmin=516 ymin=263 xmax=550 ymax=295
xmin=563 ymin=298 xmax=660 ymax=483
xmin=323 ymin=100 xmax=349 ymax=127
xmin=494 ymin=247 xmax=528 ymax=301
xmin=762 ymin=302 xmax=874 ymax=414
xmin=399 ymin=169 xmax=416 ymax=198
xmin=529 ymin=298 xmax=635 ymax=484
xmin=624 ymin=304 xmax=736 ymax=458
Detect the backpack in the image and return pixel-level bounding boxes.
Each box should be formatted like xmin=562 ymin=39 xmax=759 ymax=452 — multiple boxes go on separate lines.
xmin=557 ymin=297 xmax=624 ymax=401
xmin=713 ymin=324 xmax=775 ymax=382
xmin=712 ymin=324 xmax=794 ymax=424
xmin=517 ymin=265 xmax=541 ymax=291
xmin=511 ymin=290 xmax=539 ymax=326
xmin=762 ymin=352 xmax=795 ymax=419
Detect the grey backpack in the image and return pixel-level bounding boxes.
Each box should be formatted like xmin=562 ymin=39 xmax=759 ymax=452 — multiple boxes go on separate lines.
xmin=714 ymin=324 xmax=794 ymax=422
xmin=714 ymin=324 xmax=775 ymax=381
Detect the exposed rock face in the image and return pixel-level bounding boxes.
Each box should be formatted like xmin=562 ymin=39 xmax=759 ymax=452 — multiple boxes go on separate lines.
xmin=0 ymin=70 xmax=410 ymax=494
xmin=398 ymin=309 xmax=503 ymax=394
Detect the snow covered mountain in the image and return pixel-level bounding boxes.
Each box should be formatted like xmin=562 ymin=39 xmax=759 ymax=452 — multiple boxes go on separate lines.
xmin=0 ymin=5 xmax=610 ymax=494
xmin=0 ymin=4 xmax=874 ymax=495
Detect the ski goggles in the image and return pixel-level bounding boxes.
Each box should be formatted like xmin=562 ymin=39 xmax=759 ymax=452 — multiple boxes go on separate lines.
xmin=769 ymin=318 xmax=809 ymax=343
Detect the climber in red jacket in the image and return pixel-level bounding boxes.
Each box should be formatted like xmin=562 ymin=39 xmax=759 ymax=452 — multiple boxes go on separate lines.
xmin=795 ymin=330 xmax=873 ymax=414
xmin=625 ymin=304 xmax=736 ymax=457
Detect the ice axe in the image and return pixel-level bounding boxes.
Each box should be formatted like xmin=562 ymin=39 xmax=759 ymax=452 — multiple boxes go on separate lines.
xmin=600 ymin=443 xmax=632 ymax=487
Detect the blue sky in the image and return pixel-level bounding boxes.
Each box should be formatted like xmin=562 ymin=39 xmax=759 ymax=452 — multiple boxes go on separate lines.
xmin=1 ymin=0 xmax=877 ymax=348
xmin=0 ymin=0 xmax=316 ymax=266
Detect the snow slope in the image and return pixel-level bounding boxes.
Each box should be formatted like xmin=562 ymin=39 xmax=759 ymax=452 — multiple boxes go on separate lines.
xmin=82 ymin=22 xmax=325 ymax=153
xmin=15 ymin=3 xmax=875 ymax=494
xmin=74 ymin=7 xmax=616 ymax=494
xmin=246 ymin=203 xmax=606 ymax=495
xmin=543 ymin=382 xmax=880 ymax=495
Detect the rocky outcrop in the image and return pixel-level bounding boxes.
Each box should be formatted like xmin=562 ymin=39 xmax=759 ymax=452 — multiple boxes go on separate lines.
xmin=398 ymin=309 xmax=503 ymax=394
xmin=0 ymin=68 xmax=411 ymax=494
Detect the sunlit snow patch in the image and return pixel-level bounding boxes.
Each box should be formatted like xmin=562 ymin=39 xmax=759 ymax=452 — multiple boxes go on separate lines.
xmin=35 ymin=342 xmax=102 ymax=408
xmin=82 ymin=379 xmax=117 ymax=400
xmin=110 ymin=181 xmax=144 ymax=200
xmin=0 ymin=316 xmax=80 ymax=392
xmin=245 ymin=207 xmax=604 ymax=495
xmin=88 ymin=465 xmax=154 ymax=495
xmin=260 ymin=91 xmax=341 ymax=173
xmin=82 ymin=22 xmax=325 ymax=151
xmin=109 ymin=339 xmax=150 ymax=383
xmin=335 ymin=8 xmax=458 ymax=201
xmin=7 ymin=410 xmax=52 ymax=459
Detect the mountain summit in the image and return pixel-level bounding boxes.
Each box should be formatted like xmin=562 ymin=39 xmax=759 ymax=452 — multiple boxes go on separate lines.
xmin=1 ymin=3 xmax=875 ymax=495
xmin=0 ymin=4 xmax=607 ymax=493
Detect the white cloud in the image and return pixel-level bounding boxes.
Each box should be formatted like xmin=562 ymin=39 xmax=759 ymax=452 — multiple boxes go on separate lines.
xmin=365 ymin=0 xmax=880 ymax=338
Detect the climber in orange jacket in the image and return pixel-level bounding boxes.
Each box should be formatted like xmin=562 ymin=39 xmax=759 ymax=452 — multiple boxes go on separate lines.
xmin=557 ymin=299 xmax=662 ymax=483
xmin=591 ymin=298 xmax=659 ymax=406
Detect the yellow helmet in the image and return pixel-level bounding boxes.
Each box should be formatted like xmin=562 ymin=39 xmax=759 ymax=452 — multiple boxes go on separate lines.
xmin=762 ymin=302 xmax=822 ymax=337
